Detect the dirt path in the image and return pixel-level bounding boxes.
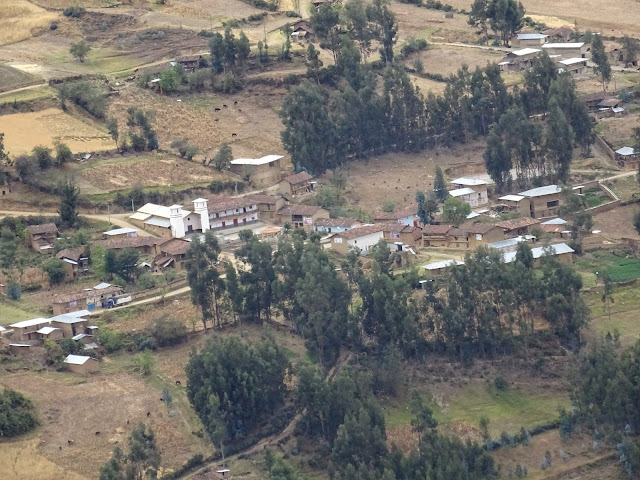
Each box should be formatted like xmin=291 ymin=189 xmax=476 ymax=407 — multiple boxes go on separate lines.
xmin=0 ymin=81 xmax=48 ymax=97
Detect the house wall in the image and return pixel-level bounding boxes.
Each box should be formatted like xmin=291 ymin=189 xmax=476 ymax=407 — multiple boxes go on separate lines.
xmin=62 ymin=262 xmax=77 ymax=282
xmin=348 ymin=231 xmax=384 ymax=254
xmin=278 ymin=181 xmax=293 ymax=197
xmin=514 ymin=38 xmax=546 ymax=48
xmin=140 ymin=222 xmax=172 ymax=238
xmin=318 ymin=225 xmax=351 ymax=233
xmin=544 ymin=46 xmax=588 ymax=58
xmin=533 ymin=251 xmax=573 ymax=267
xmin=51 ymin=320 xmax=88 ymax=338
xmin=40 ymin=330 xmax=64 ymax=342
xmin=209 ymin=204 xmax=258 ymax=230
xmin=447 ymin=235 xmax=470 ymax=249
xmin=67 ymin=360 xmax=99 ymax=374
xmin=52 ymin=297 xmax=89 ymax=316
xmin=231 ymin=161 xmax=282 ymax=187
xmin=468 ymin=228 xmax=504 ymax=249
xmin=528 ymin=193 xmax=561 ymax=218
xmin=422 ymin=235 xmax=449 ymax=248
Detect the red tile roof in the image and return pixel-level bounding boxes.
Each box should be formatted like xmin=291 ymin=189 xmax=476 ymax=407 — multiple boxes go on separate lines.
xmin=56 ymin=247 xmax=85 ymax=262
xmin=496 ymin=217 xmax=541 ymax=230
xmin=373 ymin=204 xmax=418 ymax=221
xmin=159 ymin=238 xmax=191 ymax=256
xmin=281 ymin=171 xmax=313 ymax=185
xmin=207 ymin=196 xmax=256 ymax=213
xmin=315 ymin=217 xmax=361 ymax=228
xmin=422 ymin=224 xmax=453 ymax=235
xmin=97 ymin=236 xmax=161 ymax=250
xmin=467 ymin=223 xmax=500 ymax=234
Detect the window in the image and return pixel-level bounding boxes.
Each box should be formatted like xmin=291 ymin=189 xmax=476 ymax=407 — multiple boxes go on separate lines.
xmin=547 ymin=200 xmax=559 ymax=208
xmin=269 ymin=162 xmax=275 ymax=167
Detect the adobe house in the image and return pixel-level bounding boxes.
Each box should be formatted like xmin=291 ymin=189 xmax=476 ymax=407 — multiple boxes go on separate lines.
xmin=445 ymin=227 xmax=469 ymax=249
xmin=518 ymin=185 xmax=562 ymax=218
xmin=230 ymin=155 xmax=284 ymax=187
xmin=64 ymin=354 xmax=99 ymax=374
xmin=291 ymin=21 xmax=315 ymax=43
xmin=512 ymin=33 xmax=548 ymax=48
xmin=174 ymin=55 xmax=204 ymax=73
xmin=373 ymin=204 xmax=419 ymax=226
xmin=277 ymin=205 xmax=329 ymax=230
xmin=153 ymin=238 xmax=191 ymax=271
xmin=51 ymin=284 xmax=123 ymax=315
xmin=102 ymin=227 xmax=138 ymax=239
xmin=496 ymin=217 xmax=542 ymax=237
xmin=50 ymin=313 xmax=90 ymax=338
xmin=466 ymin=223 xmax=504 ymax=249
xmin=96 ymin=236 xmax=161 ymax=255
xmin=543 ymin=26 xmax=574 ymax=43
xmin=331 ymin=225 xmax=386 ymax=256
xmin=499 ymin=48 xmax=541 ymax=72
xmin=315 ymin=217 xmax=362 ymax=234
xmin=422 ymin=224 xmax=452 ymax=247
xmin=382 ymin=223 xmax=422 ymax=247
xmin=542 ymin=42 xmax=589 ymax=59
xmin=34 ymin=326 xmax=64 ymax=344
xmin=616 ymin=147 xmax=638 ymax=169
xmin=503 ymin=243 xmax=574 ymax=267
xmin=207 ymin=196 xmax=259 ymax=230
xmin=25 ymin=223 xmax=58 ymax=254
xmin=56 ymin=247 xmax=89 ymax=282
xmin=244 ymin=194 xmax=288 ymax=224
xmin=558 ymin=58 xmax=589 ymax=76
xmin=8 ymin=318 xmax=52 ymax=342
xmin=278 ymin=171 xmax=314 ymax=198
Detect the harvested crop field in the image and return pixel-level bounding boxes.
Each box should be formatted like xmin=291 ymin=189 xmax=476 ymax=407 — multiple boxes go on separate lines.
xmin=0 ymin=437 xmax=85 ymax=480
xmin=390 ymin=3 xmax=478 ymax=44
xmin=0 ymin=0 xmax=58 ymax=46
xmin=0 ymin=371 xmax=209 ymax=479
xmin=0 ymin=64 xmax=38 ymax=91
xmin=0 ymin=108 xmax=112 ymax=155
xmin=410 ymin=46 xmax=504 ymax=77
xmin=67 ymin=153 xmax=228 ymax=194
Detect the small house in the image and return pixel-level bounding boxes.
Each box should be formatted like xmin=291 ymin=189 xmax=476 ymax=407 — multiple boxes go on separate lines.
xmin=175 ymin=55 xmax=203 ymax=73
xmin=543 ymin=26 xmax=574 ymax=42
xmin=291 ymin=21 xmax=315 ymax=43
xmin=615 ymin=147 xmax=638 ymax=169
xmin=97 ymin=235 xmax=161 ymax=255
xmin=422 ymin=259 xmax=463 ymax=276
xmin=64 ymin=354 xmax=99 ymax=374
xmin=35 ymin=326 xmax=64 ymax=343
xmin=207 ymin=196 xmax=259 ymax=230
xmin=498 ymin=194 xmax=528 ymax=214
xmin=499 ymin=48 xmax=541 ymax=71
xmin=466 ymin=223 xmax=504 ymax=249
xmin=496 ymin=217 xmax=542 ymax=237
xmin=558 ymin=58 xmax=589 ymax=75
xmin=25 ymin=223 xmax=58 ymax=253
xmin=446 ymin=227 xmax=469 ymax=249
xmin=56 ymin=247 xmax=89 ymax=282
xmin=373 ymin=204 xmax=419 ymax=226
xmin=102 ymin=227 xmax=138 ymax=239
xmin=512 ymin=33 xmax=548 ymax=48
xmin=315 ymin=217 xmax=362 ymax=234
xmin=153 ymin=238 xmax=191 ymax=271
xmin=277 ymin=205 xmax=329 ymax=230
xmin=244 ymin=194 xmax=288 ymax=223
xmin=8 ymin=318 xmax=52 ymax=342
xmin=50 ymin=313 xmax=90 ymax=338
xmin=230 ymin=155 xmax=284 ymax=187
xmin=542 ymin=42 xmax=589 ymax=59
xmin=422 ymin=224 xmax=452 ymax=247
xmin=518 ymin=185 xmax=562 ymax=218
xmin=503 ymin=242 xmax=574 ymax=267
xmin=52 ymin=285 xmax=124 ymax=315
xmin=278 ymin=171 xmax=314 ymax=198
xmin=382 ymin=223 xmax=422 ymax=247
xmin=331 ymin=225 xmax=385 ymax=256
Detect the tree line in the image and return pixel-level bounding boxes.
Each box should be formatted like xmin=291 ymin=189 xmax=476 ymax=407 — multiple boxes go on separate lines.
xmin=280 ymin=0 xmax=593 ymax=184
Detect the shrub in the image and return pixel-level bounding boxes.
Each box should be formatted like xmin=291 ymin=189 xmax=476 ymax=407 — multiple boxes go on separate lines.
xmin=284 ymin=10 xmax=301 ymax=17
xmin=62 ymin=6 xmax=86 ymax=17
xmin=99 ymin=327 xmax=130 ymax=353
xmin=170 ymin=138 xmax=190 ymax=157
xmin=382 ymin=200 xmax=395 ymax=212
xmin=400 ymin=37 xmax=429 ymax=58
xmin=6 ymin=282 xmax=21 ymax=300
xmin=150 ymin=316 xmax=188 ymax=347
xmin=14 ymin=155 xmax=36 ymax=181
xmin=42 ymin=257 xmax=67 ymax=285
xmin=248 ymin=12 xmax=268 ymax=21
xmin=57 ymin=80 xmax=108 ymax=119
xmin=0 ymin=389 xmax=38 ymax=437
xmin=198 ymin=30 xmax=214 ymax=37
xmin=32 ymin=145 xmax=53 ymax=170
xmin=133 ymin=350 xmax=155 ymax=376
xmin=50 ymin=22 xmax=58 ymax=30
xmin=136 ymin=272 xmax=158 ymax=290
xmin=55 ymin=142 xmax=73 ymax=166
xmin=494 ymin=376 xmax=509 ymax=391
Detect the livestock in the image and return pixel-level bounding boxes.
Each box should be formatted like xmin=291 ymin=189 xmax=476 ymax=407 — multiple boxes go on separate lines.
xmin=223 ymin=104 xmax=228 ymax=108
xmin=147 ymin=412 xmax=151 ymax=417
xmin=95 ymin=431 xmax=101 ymax=435
xmin=232 ymin=133 xmax=237 ymax=137
xmin=215 ymin=107 xmax=221 ymax=111
xmin=176 ymin=380 xmax=181 ymax=385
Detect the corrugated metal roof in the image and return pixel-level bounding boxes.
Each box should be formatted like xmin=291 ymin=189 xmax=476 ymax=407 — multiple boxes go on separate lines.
xmin=423 ymin=260 xmax=464 ymax=270
xmin=559 ymin=57 xmax=587 ymax=65
xmin=503 ymin=243 xmax=574 ymax=263
xmin=37 ymin=326 xmax=60 ymax=335
xmin=9 ymin=318 xmax=50 ymax=329
xmin=449 ymin=187 xmax=476 ymax=197
xmin=517 ymin=33 xmax=547 ymax=39
xmin=541 ymin=218 xmax=568 ymax=225
xmin=144 ymin=217 xmax=172 ymax=228
xmin=103 ymin=227 xmax=138 ymax=236
xmin=499 ymin=194 xmax=525 ymax=202
xmin=518 ymin=185 xmax=561 ymax=197
xmin=511 ymin=48 xmax=542 ymax=56
xmin=451 ymin=177 xmax=487 ymax=186
xmin=616 ymin=147 xmax=635 ymax=156
xmin=230 ymin=155 xmax=284 ymax=165
xmin=543 ymin=42 xmax=584 ymax=48
xmin=64 ymin=354 xmax=93 ymax=365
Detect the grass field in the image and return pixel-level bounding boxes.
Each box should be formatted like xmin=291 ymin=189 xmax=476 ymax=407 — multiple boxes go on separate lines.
xmin=575 ymin=249 xmax=640 ymax=283
xmin=0 ymin=1 xmax=58 ymax=46
xmin=0 ymin=85 xmax=54 ymax=105
xmin=0 ymin=297 xmax=47 ymax=324
xmin=607 ymin=176 xmax=640 ymax=202
xmin=0 ymin=107 xmax=112 ymax=155
xmin=584 ymin=283 xmax=640 ymax=346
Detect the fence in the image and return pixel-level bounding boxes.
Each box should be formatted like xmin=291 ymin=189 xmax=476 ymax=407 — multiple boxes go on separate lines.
xmin=594 ymin=134 xmax=616 ymax=161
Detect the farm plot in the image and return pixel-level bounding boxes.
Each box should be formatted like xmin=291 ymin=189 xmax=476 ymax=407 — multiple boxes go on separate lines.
xmin=592 ymin=203 xmax=640 ymax=240
xmin=0 ymin=371 xmax=210 ymax=480
xmin=594 ymin=113 xmax=640 ymax=151
xmin=0 ymin=0 xmax=58 ymax=47
xmin=0 ymin=64 xmax=38 ymax=91
xmin=0 ymin=108 xmax=112 ymax=155
xmin=584 ymin=282 xmax=640 ymax=347
xmin=390 ymin=3 xmax=478 ymax=44
xmin=408 ymin=45 xmax=504 ymax=78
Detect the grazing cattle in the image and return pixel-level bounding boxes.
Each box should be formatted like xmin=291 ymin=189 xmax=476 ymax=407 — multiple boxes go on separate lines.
xmin=147 ymin=412 xmax=151 ymax=417
xmin=215 ymin=107 xmax=221 ymax=111
xmin=176 ymin=380 xmax=181 ymax=385
xmin=95 ymin=432 xmax=101 ymax=435
xmin=214 ymin=119 xmax=219 ymax=122
xmin=223 ymin=104 xmax=228 ymax=108
xmin=160 ymin=398 xmax=164 ymax=402
xmin=68 ymin=440 xmax=74 ymax=445
xmin=232 ymin=133 xmax=237 ymax=137
xmin=59 ymin=446 xmax=62 ymax=450
xmin=127 ymin=420 xmax=130 ymax=424
xmin=238 ymin=108 xmax=242 ymax=112
xmin=234 ymin=101 xmax=238 ymax=105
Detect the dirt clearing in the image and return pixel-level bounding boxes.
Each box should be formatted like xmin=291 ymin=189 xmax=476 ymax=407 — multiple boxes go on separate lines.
xmin=0 ymin=371 xmax=209 ymax=479
xmin=0 ymin=108 xmax=112 ymax=155
xmin=411 ymin=46 xmax=504 ymax=78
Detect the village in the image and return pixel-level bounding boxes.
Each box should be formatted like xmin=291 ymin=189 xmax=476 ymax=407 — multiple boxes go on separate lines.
xmin=1 ymin=0 xmax=640 ymax=479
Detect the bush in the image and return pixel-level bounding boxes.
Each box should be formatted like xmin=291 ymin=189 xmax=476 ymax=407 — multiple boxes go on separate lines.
xmin=494 ymin=376 xmax=509 ymax=391
xmin=55 ymin=142 xmax=73 ymax=166
xmin=150 ymin=315 xmax=188 ymax=347
xmin=382 ymin=200 xmax=395 ymax=212
xmin=62 ymin=6 xmax=86 ymax=17
xmin=50 ymin=22 xmax=58 ymax=30
xmin=198 ymin=30 xmax=214 ymax=37
xmin=248 ymin=12 xmax=268 ymax=21
xmin=400 ymin=37 xmax=429 ymax=58
xmin=14 ymin=155 xmax=36 ymax=181
xmin=57 ymin=80 xmax=108 ymax=119
xmin=284 ymin=10 xmax=301 ymax=17
xmin=136 ymin=272 xmax=158 ymax=290
xmin=0 ymin=389 xmax=39 ymax=437
xmin=99 ymin=327 xmax=131 ymax=353
xmin=6 ymin=282 xmax=21 ymax=300
xmin=42 ymin=257 xmax=67 ymax=285
xmin=32 ymin=145 xmax=53 ymax=170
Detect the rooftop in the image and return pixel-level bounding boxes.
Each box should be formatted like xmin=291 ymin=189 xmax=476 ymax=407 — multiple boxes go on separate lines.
xmin=56 ymin=247 xmax=85 ymax=262
xmin=559 ymin=57 xmax=587 ymax=65
xmin=64 ymin=354 xmax=95 ymax=365
xmin=496 ymin=217 xmax=542 ymax=230
xmin=278 ymin=204 xmax=326 ymax=216
xmin=517 ymin=33 xmax=548 ymax=39
xmin=37 ymin=326 xmax=60 ymax=335
xmin=335 ymin=224 xmax=385 ymax=240
xmin=487 ymin=237 xmax=527 ymax=250
xmin=281 ymin=171 xmax=313 ymax=185
xmin=423 ymin=259 xmax=464 ymax=270
xmin=97 ymin=236 xmax=161 ymax=250
xmin=541 ymin=218 xmax=568 ymax=225
xmin=616 ymin=147 xmax=636 ymax=156
xmin=499 ymin=194 xmax=525 ymax=202
xmin=451 ymin=177 xmax=488 ymax=186
xmin=25 ymin=223 xmax=58 ymax=235
xmin=503 ymin=243 xmax=574 ymax=263
xmin=422 ymin=224 xmax=453 ymax=235
xmin=50 ymin=313 xmax=89 ymax=324
xmin=9 ymin=318 xmax=50 ymax=329
xmin=511 ymin=48 xmax=542 ymax=56
xmin=543 ymin=42 xmax=584 ymax=49
xmin=315 ymin=217 xmax=361 ymax=228
xmin=518 ymin=185 xmax=561 ymax=197
xmin=467 ymin=223 xmax=499 ymax=235
xmin=373 ymin=203 xmax=418 ymax=220
xmin=208 ymin=195 xmax=256 ymax=213
xmin=230 ymin=154 xmax=284 ymax=166
xmin=244 ymin=194 xmax=282 ymax=205
xmin=135 ymin=203 xmax=191 ymax=220
xmin=103 ymin=227 xmax=138 ymax=236
xmin=159 ymin=238 xmax=191 ymax=256
xmin=51 ymin=285 xmax=123 ymax=304
xmin=449 ymin=187 xmax=476 ymax=197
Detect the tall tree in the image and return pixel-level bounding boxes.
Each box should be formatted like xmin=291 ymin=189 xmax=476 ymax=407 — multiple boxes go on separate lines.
xmin=591 ymin=34 xmax=612 ymax=90
xmin=483 ymin=128 xmax=512 ymax=190
xmin=416 ymin=190 xmax=438 ymax=225
xmin=487 ymin=0 xmax=525 ymax=46
xmin=367 ymin=0 xmax=397 ymax=64
xmin=306 ymin=44 xmax=323 ymax=83
xmin=433 ymin=165 xmax=448 ymax=202
xmin=99 ymin=423 xmax=160 ymax=480
xmin=545 ymin=98 xmax=575 ymax=182
xmin=441 ymin=197 xmax=471 ymax=226
xmin=311 ymin=3 xmax=342 ymax=64
xmin=59 ymin=180 xmax=79 ymax=229
xmin=621 ymin=35 xmax=639 ymax=66
xmin=0 ymin=227 xmax=18 ymax=274
xmin=234 ymin=231 xmax=275 ymax=323
xmin=468 ymin=0 xmax=490 ymax=43
xmin=185 ymin=231 xmax=223 ymax=330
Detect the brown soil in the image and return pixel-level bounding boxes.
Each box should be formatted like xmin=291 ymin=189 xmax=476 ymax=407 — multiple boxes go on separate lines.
xmin=593 ymin=203 xmax=640 ymax=240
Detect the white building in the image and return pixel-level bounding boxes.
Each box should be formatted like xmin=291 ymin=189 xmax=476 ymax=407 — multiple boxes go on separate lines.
xmin=129 ymin=199 xmax=212 ymax=238
xmin=207 ymin=196 xmax=259 ymax=230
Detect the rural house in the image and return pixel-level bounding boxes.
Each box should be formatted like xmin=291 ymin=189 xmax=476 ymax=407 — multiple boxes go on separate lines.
xmin=446 ymin=227 xmax=469 ymax=249
xmin=466 ymin=223 xmax=504 ymax=249
xmin=153 ymin=238 xmax=191 ymax=271
xmin=25 ymin=223 xmax=58 ymax=253
xmin=542 ymin=42 xmax=589 ymax=59
xmin=97 ymin=236 xmax=161 ymax=255
xmin=51 ymin=284 xmax=124 ymax=315
xmin=373 ymin=204 xmax=419 ymax=226
xmin=382 ymin=223 xmax=422 ymax=248
xmin=518 ymin=185 xmax=562 ymax=218
xmin=496 ymin=217 xmax=542 ymax=237
xmin=245 ymin=194 xmax=288 ymax=223
xmin=543 ymin=26 xmax=574 ymax=42
xmin=174 ymin=55 xmax=203 ymax=72
xmin=64 ymin=354 xmax=99 ymax=374
xmin=503 ymin=243 xmax=574 ymax=266
xmin=615 ymin=147 xmax=638 ymax=169
xmin=7 ymin=318 xmax=54 ymax=343
xmin=512 ymin=33 xmax=548 ymax=48
xmin=499 ymin=48 xmax=541 ymax=71
xmin=50 ymin=313 xmax=90 ymax=338
xmin=315 ymin=217 xmax=362 ymax=233
xmin=498 ymin=194 xmax=527 ymax=214
xmin=102 ymin=227 xmax=138 ymax=239
xmin=129 ymin=199 xmax=210 ymax=238
xmin=557 ymin=58 xmax=589 ymax=76
xmin=487 ymin=236 xmax=531 ymax=254
xmin=277 ymin=205 xmax=329 ymax=230
xmin=422 ymin=259 xmax=464 ymax=276
xmin=291 ymin=20 xmax=315 ymax=43
xmin=207 ymin=196 xmax=259 ymax=230
xmin=330 ymin=225 xmax=385 ymax=256
xmin=278 ymin=171 xmax=314 ymax=197
xmin=422 ymin=224 xmax=453 ymax=247
xmin=230 ymin=155 xmax=283 ymax=187
xmin=56 ymin=247 xmax=89 ymax=282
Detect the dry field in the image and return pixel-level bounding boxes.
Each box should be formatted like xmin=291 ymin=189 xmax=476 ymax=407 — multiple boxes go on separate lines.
xmin=0 ymin=370 xmax=210 ymax=480
xmin=593 ymin=203 xmax=640 ymax=240
xmin=0 ymin=64 xmax=38 ymax=91
xmin=108 ymin=85 xmax=287 ymax=159
xmin=0 ymin=0 xmax=58 ymax=47
xmin=336 ymin=140 xmax=487 ymax=212
xmin=0 ymin=108 xmax=112 ymax=155
xmin=0 ymin=437 xmax=86 ymax=480
xmin=390 ymin=3 xmax=478 ymax=44
xmin=411 ymin=45 xmax=504 ymax=77
xmin=595 ymin=113 xmax=640 ymax=150
xmin=442 ymin=0 xmax=640 ymax=36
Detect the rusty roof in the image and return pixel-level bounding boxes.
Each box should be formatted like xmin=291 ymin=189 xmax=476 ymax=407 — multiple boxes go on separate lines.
xmin=26 ymin=223 xmax=58 ymax=235
xmin=97 ymin=236 xmax=161 ymax=250
xmin=496 ymin=217 xmax=541 ymax=230
xmin=422 ymin=224 xmax=453 ymax=235
xmin=281 ymin=171 xmax=313 ymax=185
xmin=56 ymin=247 xmax=85 ymax=262
xmin=466 ymin=223 xmax=500 ymax=234
xmin=208 ymin=196 xmax=257 ymax=213
xmin=373 ymin=204 xmax=418 ymax=221
xmin=159 ymin=238 xmax=191 ymax=256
